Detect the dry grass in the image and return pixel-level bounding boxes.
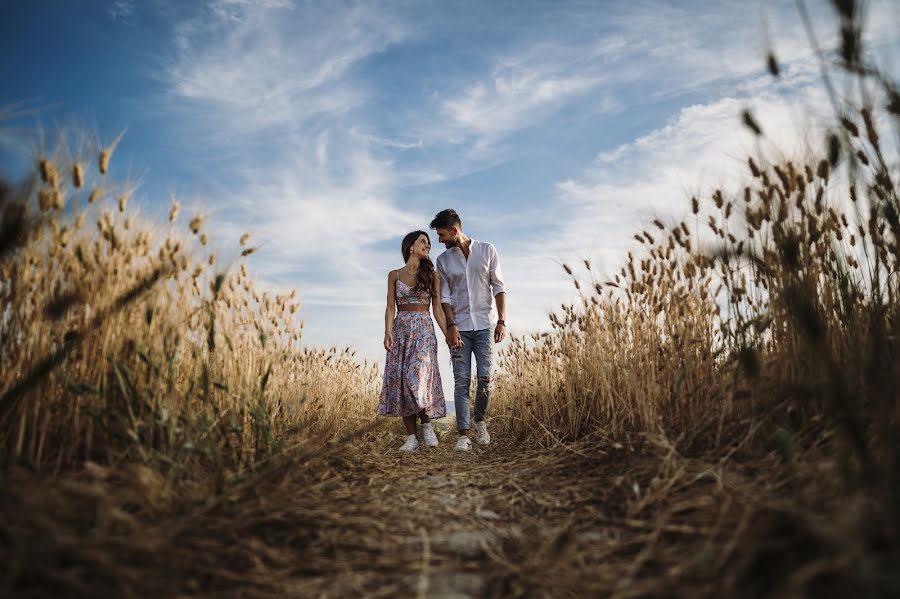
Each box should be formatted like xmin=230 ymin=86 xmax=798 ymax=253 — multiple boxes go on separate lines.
xmin=4 ymin=427 xmax=891 ymax=598
xmin=489 ymin=5 xmax=900 ymax=595
xmin=494 ymin=10 xmax=900 ymax=458
xmin=0 ymin=136 xmax=378 ymax=478
xmin=2 ymin=4 xmax=899 ymax=597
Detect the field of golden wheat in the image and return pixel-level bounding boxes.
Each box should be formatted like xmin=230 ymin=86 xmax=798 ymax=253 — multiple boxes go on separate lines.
xmin=1 ymin=5 xmax=898 ymax=597
xmin=0 ymin=139 xmax=380 ymax=475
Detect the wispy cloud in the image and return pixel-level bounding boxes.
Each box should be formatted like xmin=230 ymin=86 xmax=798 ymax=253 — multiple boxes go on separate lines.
xmin=165 ymin=0 xmax=407 ymax=133
xmin=145 ymin=0 xmax=898 ymax=365
xmin=108 ymin=0 xmax=137 ymax=25
xmin=157 ymin=0 xmax=424 ymax=320
xmin=552 ymin=86 xmax=832 ymax=278
xmin=438 ymin=37 xmax=629 ymax=149
xmin=543 ymin=0 xmax=899 ymax=273
xmin=443 ymin=69 xmax=607 ymax=139
xmin=427 ymin=1 xmax=833 ymax=157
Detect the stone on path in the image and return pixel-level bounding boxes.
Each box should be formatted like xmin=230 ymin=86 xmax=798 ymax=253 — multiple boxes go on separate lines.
xmin=416 ymin=572 xmax=485 ymax=599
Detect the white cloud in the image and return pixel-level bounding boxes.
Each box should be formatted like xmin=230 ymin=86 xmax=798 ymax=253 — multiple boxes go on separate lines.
xmin=165 ymin=1 xmax=407 ymax=132
xmin=444 ymin=69 xmax=605 ymax=138
xmin=427 ymin=1 xmax=852 ymax=157
xmin=361 ymin=132 xmax=424 ymax=151
xmin=315 ymin=131 xmax=328 ymax=169
xmin=436 ymin=37 xmax=629 ymax=150
xmin=149 ymin=0 xmax=899 ymax=377
xmin=551 ymin=84 xmax=835 ymax=285
xmin=436 ymin=0 xmax=895 ymax=156
xmin=472 ymin=0 xmax=899 ymax=336
xmin=157 ymin=1 xmax=428 ymax=344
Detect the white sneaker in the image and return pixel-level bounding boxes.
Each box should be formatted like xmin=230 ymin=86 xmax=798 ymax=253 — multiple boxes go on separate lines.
xmin=422 ymin=423 xmax=439 ymax=448
xmin=454 ymin=436 xmax=472 ymax=451
xmin=474 ymin=421 xmax=491 ymax=445
xmin=399 ymin=435 xmax=420 ymax=452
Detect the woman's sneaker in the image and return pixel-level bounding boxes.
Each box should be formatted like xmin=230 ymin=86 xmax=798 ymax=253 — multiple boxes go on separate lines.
xmin=399 ymin=434 xmax=420 ymax=452
xmin=454 ymin=435 xmax=472 ymax=451
xmin=422 ymin=423 xmax=439 ymax=448
xmin=474 ymin=421 xmax=491 ymax=445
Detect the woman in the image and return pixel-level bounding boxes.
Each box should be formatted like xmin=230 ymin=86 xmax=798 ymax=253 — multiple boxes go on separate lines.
xmin=378 ymin=230 xmax=453 ymax=451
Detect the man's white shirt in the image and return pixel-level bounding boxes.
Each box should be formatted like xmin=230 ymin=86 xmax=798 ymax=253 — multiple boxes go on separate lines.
xmin=435 ymin=240 xmax=506 ymax=332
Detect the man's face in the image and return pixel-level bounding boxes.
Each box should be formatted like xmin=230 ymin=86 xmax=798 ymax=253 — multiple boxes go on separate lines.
xmin=435 ymin=227 xmax=459 ymax=248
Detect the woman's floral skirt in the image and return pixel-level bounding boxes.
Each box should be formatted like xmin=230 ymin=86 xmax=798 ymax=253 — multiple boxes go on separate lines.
xmin=378 ymin=312 xmax=446 ymax=418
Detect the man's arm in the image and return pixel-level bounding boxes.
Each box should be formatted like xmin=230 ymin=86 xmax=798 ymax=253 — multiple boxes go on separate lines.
xmin=490 ymin=245 xmax=507 ymax=343
xmin=437 ymin=257 xmax=461 ymax=349
xmin=493 ymin=292 xmax=507 ymax=343
xmin=442 ymin=303 xmax=462 ymax=349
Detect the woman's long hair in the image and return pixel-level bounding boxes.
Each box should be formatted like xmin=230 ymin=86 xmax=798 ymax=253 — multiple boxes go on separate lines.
xmin=401 ymin=231 xmax=435 ymax=296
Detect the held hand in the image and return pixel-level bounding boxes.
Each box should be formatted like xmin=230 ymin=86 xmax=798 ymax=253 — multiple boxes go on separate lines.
xmin=383 ymin=332 xmax=394 ymax=352
xmin=447 ymin=329 xmax=462 ymax=350
xmin=494 ymin=322 xmax=507 ymax=343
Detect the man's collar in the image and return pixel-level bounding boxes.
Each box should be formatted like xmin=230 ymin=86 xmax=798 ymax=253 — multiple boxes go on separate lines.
xmin=444 ymin=238 xmax=476 ymax=254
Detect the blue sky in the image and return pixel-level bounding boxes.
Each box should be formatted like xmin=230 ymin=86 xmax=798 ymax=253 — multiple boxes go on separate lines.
xmin=1 ymin=0 xmax=898 ymax=406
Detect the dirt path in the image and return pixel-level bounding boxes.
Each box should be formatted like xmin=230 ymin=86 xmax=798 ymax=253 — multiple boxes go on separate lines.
xmin=176 ymin=423 xmax=755 ymax=599
xmin=283 ymin=431 xmax=598 ymax=598
xmin=6 ymin=423 xmax=790 ymax=598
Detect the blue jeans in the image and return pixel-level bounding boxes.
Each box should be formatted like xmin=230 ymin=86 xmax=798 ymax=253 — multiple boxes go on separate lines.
xmin=451 ymin=329 xmax=493 ymax=432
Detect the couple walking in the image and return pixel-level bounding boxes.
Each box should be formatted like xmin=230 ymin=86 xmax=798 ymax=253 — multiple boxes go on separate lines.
xmin=377 ymin=209 xmax=507 ymax=452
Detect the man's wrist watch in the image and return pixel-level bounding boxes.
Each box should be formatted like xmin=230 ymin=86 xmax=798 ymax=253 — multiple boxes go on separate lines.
xmin=497 ymin=320 xmax=505 ymax=326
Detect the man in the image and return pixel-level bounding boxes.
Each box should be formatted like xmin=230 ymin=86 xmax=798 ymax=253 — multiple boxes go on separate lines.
xmin=430 ymin=209 xmax=507 ymax=451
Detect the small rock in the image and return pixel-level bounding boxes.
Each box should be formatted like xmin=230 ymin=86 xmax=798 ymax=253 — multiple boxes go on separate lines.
xmin=437 ymin=494 xmax=458 ymax=507
xmin=426 ymin=573 xmax=486 ymax=599
xmin=577 ymin=530 xmax=606 ymax=543
xmin=475 ymin=509 xmax=500 ymax=521
xmin=431 ymin=531 xmax=491 ymax=559
xmin=400 ymin=572 xmax=485 ymax=599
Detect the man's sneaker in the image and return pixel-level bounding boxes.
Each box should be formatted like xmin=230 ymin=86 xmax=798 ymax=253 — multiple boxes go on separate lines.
xmin=399 ymin=435 xmax=420 ymax=452
xmin=474 ymin=421 xmax=491 ymax=445
xmin=454 ymin=435 xmax=472 ymax=451
xmin=422 ymin=422 xmax=439 ymax=448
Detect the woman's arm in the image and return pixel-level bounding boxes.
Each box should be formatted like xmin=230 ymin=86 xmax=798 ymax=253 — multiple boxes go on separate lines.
xmin=432 ymin=276 xmax=451 ymax=339
xmin=384 ymin=271 xmax=397 ymax=351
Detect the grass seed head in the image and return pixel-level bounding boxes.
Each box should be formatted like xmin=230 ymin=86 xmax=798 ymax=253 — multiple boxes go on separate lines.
xmin=99 ymin=149 xmax=110 ymax=174
xmin=72 ymin=163 xmax=84 ymax=188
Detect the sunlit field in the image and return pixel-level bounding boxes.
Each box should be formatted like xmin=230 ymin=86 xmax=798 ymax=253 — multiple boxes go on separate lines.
xmin=0 ymin=142 xmax=379 ymax=474
xmin=1 ymin=4 xmax=898 ymax=598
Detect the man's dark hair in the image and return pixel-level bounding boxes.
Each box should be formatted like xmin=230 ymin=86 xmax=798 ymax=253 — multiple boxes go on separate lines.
xmin=429 ymin=209 xmax=461 ymax=230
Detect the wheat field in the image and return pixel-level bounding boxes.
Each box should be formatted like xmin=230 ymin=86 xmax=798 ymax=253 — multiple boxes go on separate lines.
xmin=0 ymin=140 xmax=380 ymax=475
xmin=1 ymin=5 xmax=899 ymax=597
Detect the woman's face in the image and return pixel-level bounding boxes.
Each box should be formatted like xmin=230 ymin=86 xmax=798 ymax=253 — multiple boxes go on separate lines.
xmin=412 ymin=234 xmax=431 ymax=258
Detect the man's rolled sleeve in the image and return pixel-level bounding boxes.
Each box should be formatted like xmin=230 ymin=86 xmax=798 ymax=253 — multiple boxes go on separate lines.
xmin=489 ymin=245 xmax=507 ymax=297
xmin=437 ymin=258 xmax=452 ymax=304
